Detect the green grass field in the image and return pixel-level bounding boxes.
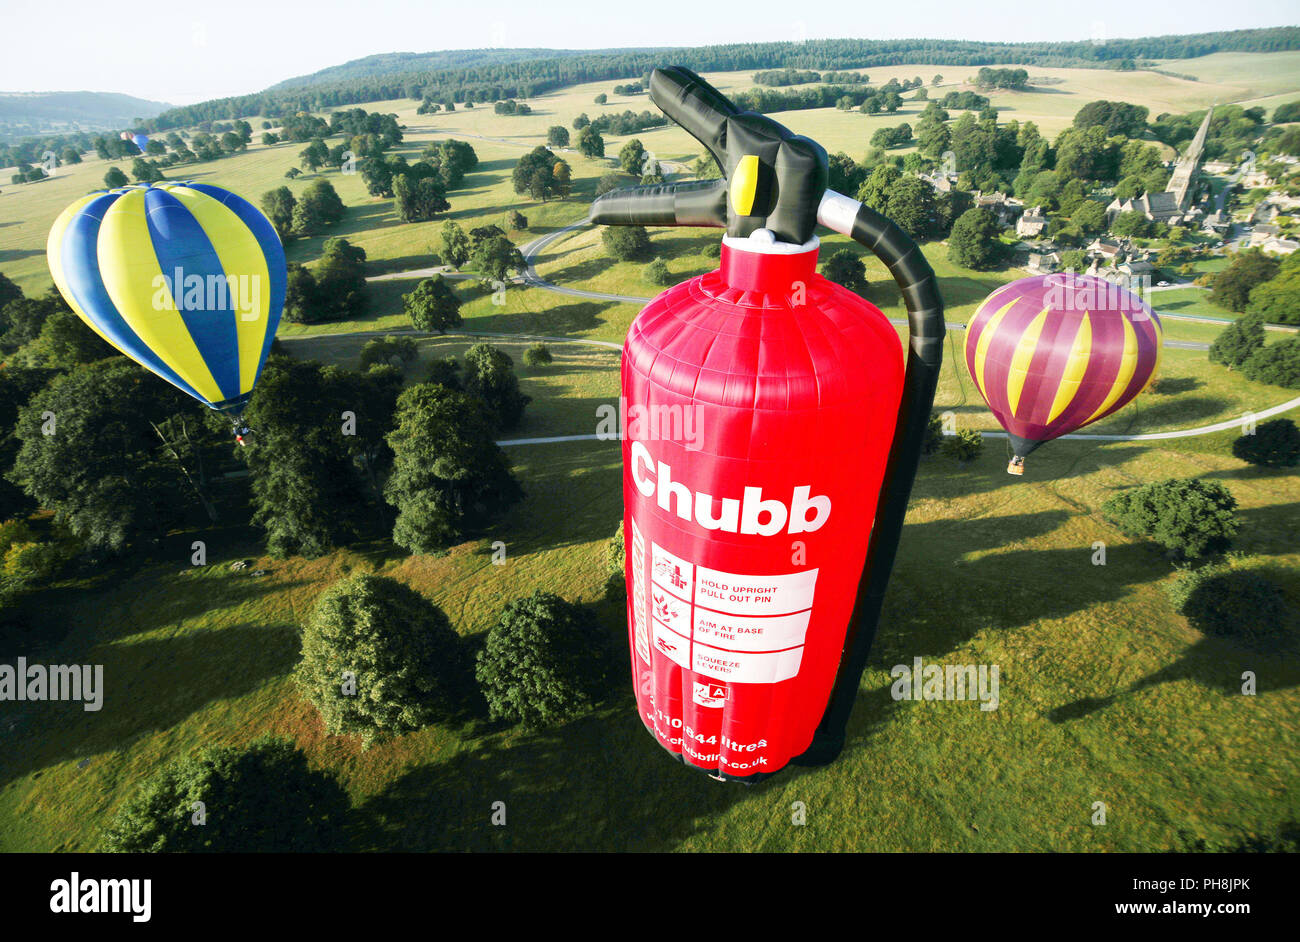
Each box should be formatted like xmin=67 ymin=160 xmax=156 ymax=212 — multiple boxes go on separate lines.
xmin=1 ymin=52 xmax=1298 ymax=853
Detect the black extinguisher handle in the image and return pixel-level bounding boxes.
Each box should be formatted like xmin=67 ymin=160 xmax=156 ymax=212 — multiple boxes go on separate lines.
xmin=793 ymin=190 xmax=946 ymax=767
xmin=588 ymin=178 xmax=728 ymax=229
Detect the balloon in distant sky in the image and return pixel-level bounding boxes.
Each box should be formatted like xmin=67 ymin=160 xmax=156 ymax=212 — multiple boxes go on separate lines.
xmin=133 ymin=133 xmax=149 ymax=152
xmin=965 ymin=273 xmax=1162 ymax=472
xmin=46 ymin=181 xmax=286 ymax=419
xmin=119 ymin=131 xmax=131 ymax=141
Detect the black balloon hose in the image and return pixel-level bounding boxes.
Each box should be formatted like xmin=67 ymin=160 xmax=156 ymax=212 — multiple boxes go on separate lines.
xmin=794 ymin=191 xmax=946 ymax=766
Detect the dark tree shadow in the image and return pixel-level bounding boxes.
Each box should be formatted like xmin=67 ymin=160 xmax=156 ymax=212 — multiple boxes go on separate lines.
xmin=0 ymin=620 xmax=301 ymax=787
xmin=1047 ymin=633 xmax=1300 ymax=724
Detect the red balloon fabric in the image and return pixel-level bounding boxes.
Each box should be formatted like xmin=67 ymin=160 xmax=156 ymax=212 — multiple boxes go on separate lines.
xmin=622 ymin=236 xmax=904 ymax=778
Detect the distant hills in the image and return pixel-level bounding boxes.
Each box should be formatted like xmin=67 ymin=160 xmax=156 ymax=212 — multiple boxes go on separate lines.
xmin=270 ymin=47 xmax=666 ymax=91
xmin=147 ymin=27 xmax=1300 ymax=132
xmin=0 ymin=91 xmax=172 ymax=143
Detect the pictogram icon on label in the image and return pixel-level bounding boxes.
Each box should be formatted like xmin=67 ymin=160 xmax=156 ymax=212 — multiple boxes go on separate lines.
xmin=693 ymin=681 xmax=728 ymax=708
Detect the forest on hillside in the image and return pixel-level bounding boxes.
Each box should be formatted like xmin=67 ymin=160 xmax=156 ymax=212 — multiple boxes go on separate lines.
xmin=144 ymin=28 xmax=1300 ymax=131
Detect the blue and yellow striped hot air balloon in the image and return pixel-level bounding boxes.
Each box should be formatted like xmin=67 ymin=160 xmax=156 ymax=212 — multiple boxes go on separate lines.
xmin=47 ymin=182 xmax=285 ymax=435
xmin=965 ymin=273 xmax=1162 ymax=474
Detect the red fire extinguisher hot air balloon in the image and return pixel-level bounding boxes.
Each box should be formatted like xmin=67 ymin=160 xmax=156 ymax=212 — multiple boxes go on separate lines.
xmin=590 ymin=68 xmax=945 ymax=781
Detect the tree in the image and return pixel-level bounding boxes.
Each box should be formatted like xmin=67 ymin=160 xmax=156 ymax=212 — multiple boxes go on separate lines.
xmin=1053 ymin=125 xmax=1118 ymax=182
xmin=1072 ymin=199 xmax=1107 ymax=235
xmin=426 ymin=356 xmax=463 ymax=390
xmin=475 ymin=591 xmax=611 ymax=728
xmin=1073 ymin=100 xmax=1150 ymax=138
xmin=595 ymin=172 xmax=635 ymax=197
xmin=601 ymin=225 xmax=651 ymax=261
xmin=20 ymin=307 xmax=105 ymax=369
xmin=1102 ymin=478 xmax=1239 ymax=559
xmin=575 ymin=126 xmax=605 ymax=158
xmin=572 ymin=113 xmax=590 ymax=130
xmin=61 ymin=147 xmax=82 ymax=164
xmin=259 ymin=186 xmax=297 ymax=242
xmin=522 ymin=343 xmax=552 ymax=367
xmin=547 ymin=125 xmax=570 ymax=147
xmin=470 ymin=235 xmax=526 ymax=285
xmin=440 ymin=221 xmax=471 ymax=269
xmin=594 ymin=93 xmax=607 ymax=104
xmin=942 ymin=428 xmax=984 ymax=461
xmin=314 ymin=238 xmax=368 ymax=320
xmin=1232 ymin=418 xmax=1300 ymax=467
xmin=282 ymin=263 xmax=320 ymax=324
xmin=869 ymin=123 xmax=912 ymax=149
xmin=0 ymin=273 xmax=22 ymax=313
xmin=643 ymin=257 xmax=672 ymax=286
xmin=1247 ymin=256 xmax=1300 ymax=326
xmin=297 ymin=574 xmax=468 ymax=744
xmin=242 ymin=357 xmax=370 ymax=557
xmin=821 ymin=249 xmax=867 ymax=293
xmin=511 ymin=146 xmax=568 ymax=201
xmin=299 ymin=140 xmax=329 ymax=172
xmin=384 ymin=383 xmax=523 ymax=554
xmin=917 ymin=120 xmax=951 ymax=160
xmin=1211 ymin=249 xmax=1279 ymax=312
xmin=103 ymin=167 xmax=128 ymax=188
xmin=292 ymin=178 xmax=345 ymax=235
xmin=8 ymin=361 xmax=192 ymax=554
xmin=393 ymin=173 xmax=449 ymax=222
xmin=1059 ymin=248 xmax=1088 ymax=272
xmin=947 ymin=208 xmax=1001 ymax=270
xmin=1242 ymin=337 xmax=1300 ymax=388
xmin=403 ymin=275 xmax=462 ymax=333
xmin=462 ymin=343 xmax=530 ymax=430
xmin=552 ymin=161 xmax=572 ymax=197
xmin=359 ymin=335 xmax=419 ymax=371
xmin=619 ymin=138 xmax=647 ymax=176
xmin=504 ymin=209 xmax=528 ymax=232
xmin=101 ymin=737 xmax=348 ymax=852
xmin=1209 ymin=312 xmax=1266 ymax=369
xmin=1110 ymin=210 xmax=1150 ymax=239
xmin=1 ymin=287 xmax=65 ymax=351
xmin=131 ymin=158 xmax=164 ymax=183
xmin=284 ymin=167 xmax=301 ymax=180
xmin=879 ymin=176 xmax=937 ymax=239
xmin=827 ymin=152 xmax=866 ymax=197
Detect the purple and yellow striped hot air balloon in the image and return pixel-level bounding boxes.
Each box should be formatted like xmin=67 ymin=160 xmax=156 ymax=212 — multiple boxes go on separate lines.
xmin=965 ymin=273 xmax=1162 ymax=474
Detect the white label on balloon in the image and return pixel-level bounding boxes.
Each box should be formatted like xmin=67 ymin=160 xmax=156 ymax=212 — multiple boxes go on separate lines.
xmin=693 ymin=566 xmax=818 ymax=616
xmin=646 ymin=541 xmax=819 ymax=685
xmin=692 ymin=641 xmax=804 ymax=684
xmin=692 ymin=608 xmax=811 ymax=653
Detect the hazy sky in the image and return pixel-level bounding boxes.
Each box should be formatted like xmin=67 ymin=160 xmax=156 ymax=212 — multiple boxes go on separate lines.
xmin=4 ymin=0 xmax=1296 ymax=104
